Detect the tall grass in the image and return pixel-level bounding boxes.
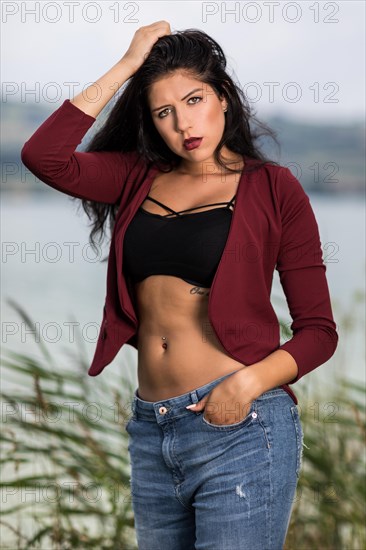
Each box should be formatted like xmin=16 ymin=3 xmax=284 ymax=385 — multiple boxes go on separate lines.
xmin=1 ymin=301 xmax=365 ymax=549
xmin=284 ymin=377 xmax=365 ymax=549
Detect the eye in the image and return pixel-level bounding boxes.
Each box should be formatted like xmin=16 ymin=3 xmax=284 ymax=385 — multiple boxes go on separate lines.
xmin=157 ymin=96 xmax=202 ymax=119
xmin=158 ymin=108 xmax=171 ymax=119
xmin=187 ymin=96 xmax=202 ymax=104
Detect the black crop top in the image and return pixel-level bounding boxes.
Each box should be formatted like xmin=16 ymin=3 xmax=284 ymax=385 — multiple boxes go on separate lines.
xmin=123 ymin=193 xmax=236 ymax=288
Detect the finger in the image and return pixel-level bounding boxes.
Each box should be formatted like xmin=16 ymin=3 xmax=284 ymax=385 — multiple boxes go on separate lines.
xmin=186 ymin=396 xmax=207 ymax=411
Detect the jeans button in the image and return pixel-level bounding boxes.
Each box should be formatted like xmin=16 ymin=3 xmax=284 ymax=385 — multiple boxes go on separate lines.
xmin=159 ymin=406 xmax=168 ymax=415
xmin=251 ymin=411 xmax=257 ymax=419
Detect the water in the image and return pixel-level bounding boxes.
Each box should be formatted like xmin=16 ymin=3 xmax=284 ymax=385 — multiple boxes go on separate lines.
xmin=1 ymin=190 xmax=364 ymax=547
xmin=1 ymin=191 xmax=365 ymax=394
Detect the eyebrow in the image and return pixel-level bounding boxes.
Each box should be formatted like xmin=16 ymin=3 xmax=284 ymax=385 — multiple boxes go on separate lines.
xmin=151 ymin=87 xmax=203 ymax=113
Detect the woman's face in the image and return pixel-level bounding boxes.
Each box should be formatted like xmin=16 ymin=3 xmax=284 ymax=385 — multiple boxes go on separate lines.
xmin=147 ymin=70 xmax=230 ymax=171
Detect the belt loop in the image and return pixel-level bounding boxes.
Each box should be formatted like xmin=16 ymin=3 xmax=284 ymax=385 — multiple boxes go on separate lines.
xmin=189 ymin=390 xmax=199 ymax=404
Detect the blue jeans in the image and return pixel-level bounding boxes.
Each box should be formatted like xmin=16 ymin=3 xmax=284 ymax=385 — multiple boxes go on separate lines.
xmin=125 ymin=370 xmax=304 ymax=550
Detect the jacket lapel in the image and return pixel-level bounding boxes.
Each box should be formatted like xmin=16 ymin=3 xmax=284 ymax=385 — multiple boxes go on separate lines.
xmin=114 ymin=163 xmax=160 ymax=325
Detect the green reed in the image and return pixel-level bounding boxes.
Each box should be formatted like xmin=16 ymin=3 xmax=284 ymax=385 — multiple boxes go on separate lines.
xmin=1 ymin=300 xmax=365 ymax=549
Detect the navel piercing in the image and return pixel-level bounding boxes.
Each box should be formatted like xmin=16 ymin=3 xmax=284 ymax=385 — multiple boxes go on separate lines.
xmin=161 ymin=336 xmax=168 ymax=349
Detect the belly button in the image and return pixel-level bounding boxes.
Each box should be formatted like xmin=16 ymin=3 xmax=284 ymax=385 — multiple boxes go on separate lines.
xmin=161 ymin=336 xmax=168 ymax=350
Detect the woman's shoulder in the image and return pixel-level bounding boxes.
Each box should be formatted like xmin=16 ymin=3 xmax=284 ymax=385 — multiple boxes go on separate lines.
xmin=243 ymin=156 xmax=287 ymax=181
xmin=245 ymin=157 xmax=302 ymax=185
xmin=113 ymin=149 xmax=152 ymax=172
xmin=244 ymin=158 xmax=308 ymax=203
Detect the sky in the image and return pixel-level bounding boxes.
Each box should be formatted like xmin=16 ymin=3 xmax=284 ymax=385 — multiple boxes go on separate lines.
xmin=1 ymin=0 xmax=365 ymax=124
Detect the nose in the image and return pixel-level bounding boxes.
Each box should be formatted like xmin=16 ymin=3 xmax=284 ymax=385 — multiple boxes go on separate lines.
xmin=174 ymin=108 xmax=192 ymax=134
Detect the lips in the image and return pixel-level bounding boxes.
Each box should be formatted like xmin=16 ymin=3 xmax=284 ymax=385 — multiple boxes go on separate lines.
xmin=183 ymin=137 xmax=203 ymax=150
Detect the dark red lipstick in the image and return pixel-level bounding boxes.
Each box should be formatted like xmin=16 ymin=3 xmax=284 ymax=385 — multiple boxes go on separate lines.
xmin=183 ymin=137 xmax=203 ymax=150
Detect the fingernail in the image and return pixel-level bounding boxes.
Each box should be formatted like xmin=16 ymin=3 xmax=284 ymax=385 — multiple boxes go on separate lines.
xmin=186 ymin=404 xmax=197 ymax=409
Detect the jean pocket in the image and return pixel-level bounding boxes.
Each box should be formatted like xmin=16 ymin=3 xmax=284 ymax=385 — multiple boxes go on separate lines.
xmin=125 ymin=400 xmax=137 ymax=433
xmin=125 ymin=416 xmax=135 ymax=433
xmin=200 ymin=400 xmax=258 ymax=431
xmin=290 ymin=405 xmax=304 ymax=478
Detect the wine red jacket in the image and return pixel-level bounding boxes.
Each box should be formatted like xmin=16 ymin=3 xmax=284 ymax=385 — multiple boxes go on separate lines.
xmin=21 ymin=99 xmax=339 ymax=405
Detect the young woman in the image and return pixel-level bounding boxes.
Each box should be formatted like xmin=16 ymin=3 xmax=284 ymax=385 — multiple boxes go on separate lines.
xmin=21 ymin=20 xmax=338 ymax=549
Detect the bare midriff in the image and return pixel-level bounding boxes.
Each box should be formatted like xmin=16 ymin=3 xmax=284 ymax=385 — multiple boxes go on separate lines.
xmin=132 ymin=157 xmax=246 ymax=402
xmin=134 ymin=275 xmax=246 ymax=402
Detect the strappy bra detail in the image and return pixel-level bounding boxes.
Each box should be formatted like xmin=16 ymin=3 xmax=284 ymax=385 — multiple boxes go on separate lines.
xmin=123 ymin=191 xmax=237 ymax=288
xmin=140 ymin=192 xmax=236 ymax=218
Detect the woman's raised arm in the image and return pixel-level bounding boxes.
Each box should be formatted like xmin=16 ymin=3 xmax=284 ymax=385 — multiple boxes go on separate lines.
xmin=20 ymin=21 xmax=171 ymax=203
xmin=20 ymin=98 xmax=140 ymax=203
xmin=70 ymin=20 xmax=171 ymax=118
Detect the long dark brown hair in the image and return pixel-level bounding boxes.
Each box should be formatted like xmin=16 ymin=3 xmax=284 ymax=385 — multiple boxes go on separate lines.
xmin=72 ymin=28 xmax=281 ymax=256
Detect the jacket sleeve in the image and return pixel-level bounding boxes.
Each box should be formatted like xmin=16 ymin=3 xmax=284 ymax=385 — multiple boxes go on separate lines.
xmin=275 ymin=167 xmax=339 ymax=384
xmin=20 ymin=99 xmax=140 ymax=203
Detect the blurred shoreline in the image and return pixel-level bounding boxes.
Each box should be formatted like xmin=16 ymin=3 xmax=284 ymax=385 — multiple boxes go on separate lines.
xmin=2 ymin=99 xmax=365 ymax=194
